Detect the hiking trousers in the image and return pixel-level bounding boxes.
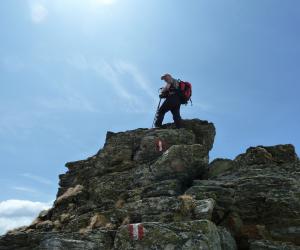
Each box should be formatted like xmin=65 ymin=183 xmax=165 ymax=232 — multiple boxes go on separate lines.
xmin=155 ymin=94 xmax=182 ymax=128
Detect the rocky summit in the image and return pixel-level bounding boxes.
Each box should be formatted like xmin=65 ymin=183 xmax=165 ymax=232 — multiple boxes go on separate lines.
xmin=0 ymin=119 xmax=299 ymax=250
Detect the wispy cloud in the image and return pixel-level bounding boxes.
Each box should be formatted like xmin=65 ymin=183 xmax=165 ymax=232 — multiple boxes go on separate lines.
xmin=115 ymin=61 xmax=157 ymax=100
xmin=65 ymin=55 xmax=157 ymax=113
xmin=0 ymin=199 xmax=52 ymax=235
xmin=1 ymin=54 xmax=156 ymax=141
xmin=21 ymin=173 xmax=54 ymax=186
xmin=93 ymin=61 xmax=157 ymax=113
xmin=93 ymin=61 xmax=135 ymax=101
xmin=30 ymin=2 xmax=48 ymax=23
xmin=12 ymin=186 xmax=39 ymax=194
xmin=37 ymin=91 xmax=97 ymax=113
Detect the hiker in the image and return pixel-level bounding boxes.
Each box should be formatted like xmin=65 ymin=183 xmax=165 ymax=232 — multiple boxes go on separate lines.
xmin=154 ymin=73 xmax=183 ymax=129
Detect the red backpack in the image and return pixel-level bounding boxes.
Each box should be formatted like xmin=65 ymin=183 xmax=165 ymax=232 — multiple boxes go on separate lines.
xmin=178 ymin=80 xmax=192 ymax=105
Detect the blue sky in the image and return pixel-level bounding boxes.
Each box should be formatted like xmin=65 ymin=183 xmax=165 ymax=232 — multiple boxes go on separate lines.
xmin=0 ymin=0 xmax=300 ymax=234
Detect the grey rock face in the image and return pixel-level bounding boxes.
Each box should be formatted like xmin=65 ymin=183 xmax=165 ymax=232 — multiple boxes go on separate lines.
xmin=217 ymin=227 xmax=238 ymax=250
xmin=186 ymin=144 xmax=300 ymax=249
xmin=1 ymin=119 xmax=224 ymax=250
xmin=113 ymin=220 xmax=222 ymax=250
xmin=1 ymin=120 xmax=298 ymax=250
xmin=0 ymin=230 xmax=114 ymax=250
xmin=249 ymin=240 xmax=300 ymax=250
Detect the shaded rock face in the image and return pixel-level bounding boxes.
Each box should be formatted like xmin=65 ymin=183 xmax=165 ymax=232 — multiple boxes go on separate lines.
xmin=0 ymin=119 xmax=299 ymax=250
xmin=186 ymin=144 xmax=300 ymax=249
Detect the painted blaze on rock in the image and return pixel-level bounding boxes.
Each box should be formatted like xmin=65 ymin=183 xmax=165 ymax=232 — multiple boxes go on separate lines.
xmin=155 ymin=139 xmax=167 ymax=152
xmin=128 ymin=223 xmax=144 ymax=240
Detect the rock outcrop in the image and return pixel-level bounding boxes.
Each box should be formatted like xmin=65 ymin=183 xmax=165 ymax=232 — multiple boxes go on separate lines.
xmin=0 ymin=119 xmax=299 ymax=250
xmin=187 ymin=144 xmax=300 ymax=250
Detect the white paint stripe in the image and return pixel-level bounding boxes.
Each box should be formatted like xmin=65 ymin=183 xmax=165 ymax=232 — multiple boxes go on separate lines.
xmin=133 ymin=223 xmax=139 ymax=240
xmin=158 ymin=140 xmax=163 ymax=152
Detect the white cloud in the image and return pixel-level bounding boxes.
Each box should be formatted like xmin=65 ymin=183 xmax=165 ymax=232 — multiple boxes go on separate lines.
xmin=0 ymin=217 xmax=34 ymax=235
xmin=0 ymin=199 xmax=52 ymax=235
xmin=0 ymin=200 xmax=51 ymax=217
xmin=30 ymin=2 xmax=48 ymax=23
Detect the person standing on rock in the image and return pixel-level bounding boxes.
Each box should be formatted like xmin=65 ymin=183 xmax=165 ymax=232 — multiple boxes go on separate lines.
xmin=154 ymin=73 xmax=183 ymax=129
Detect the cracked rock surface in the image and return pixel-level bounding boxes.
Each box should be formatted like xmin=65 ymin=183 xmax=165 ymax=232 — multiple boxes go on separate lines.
xmin=0 ymin=119 xmax=299 ymax=250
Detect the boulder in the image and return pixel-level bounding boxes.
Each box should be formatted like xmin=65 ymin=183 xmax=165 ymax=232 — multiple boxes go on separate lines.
xmin=235 ymin=144 xmax=298 ymax=165
xmin=150 ymin=144 xmax=208 ymax=181
xmin=208 ymin=159 xmax=237 ymax=178
xmin=113 ymin=220 xmax=223 ymax=250
xmin=186 ymin=144 xmax=300 ymax=248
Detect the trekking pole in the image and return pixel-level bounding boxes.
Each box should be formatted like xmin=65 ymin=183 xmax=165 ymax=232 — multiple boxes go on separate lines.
xmin=152 ymin=97 xmax=162 ymax=128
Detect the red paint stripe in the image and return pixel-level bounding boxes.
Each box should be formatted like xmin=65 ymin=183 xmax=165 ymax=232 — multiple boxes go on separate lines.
xmin=128 ymin=224 xmax=134 ymax=240
xmin=138 ymin=224 xmax=144 ymax=240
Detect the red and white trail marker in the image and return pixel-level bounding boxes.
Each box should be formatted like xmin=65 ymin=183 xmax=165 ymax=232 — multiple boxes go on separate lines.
xmin=128 ymin=223 xmax=144 ymax=240
xmin=155 ymin=139 xmax=167 ymax=152
xmin=158 ymin=140 xmax=163 ymax=151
